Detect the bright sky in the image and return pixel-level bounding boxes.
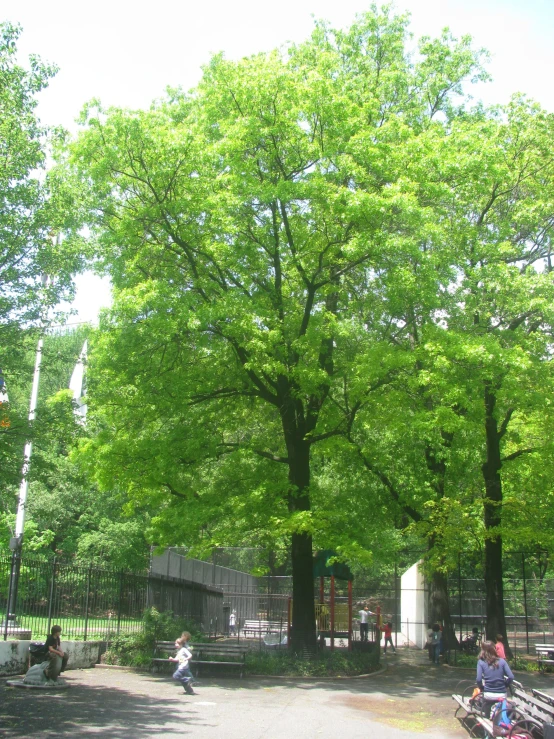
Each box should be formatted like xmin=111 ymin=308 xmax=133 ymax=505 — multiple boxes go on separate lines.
xmin=8 ymin=0 xmax=554 ymax=323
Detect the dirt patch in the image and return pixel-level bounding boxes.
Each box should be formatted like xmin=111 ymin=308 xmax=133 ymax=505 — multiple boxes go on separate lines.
xmin=339 ymin=694 xmax=468 ymax=736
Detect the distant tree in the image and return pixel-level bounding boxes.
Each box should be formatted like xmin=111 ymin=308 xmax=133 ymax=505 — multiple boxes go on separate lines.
xmin=1 ymin=330 xmax=151 ymax=572
xmin=0 ymin=22 xmax=82 ymax=435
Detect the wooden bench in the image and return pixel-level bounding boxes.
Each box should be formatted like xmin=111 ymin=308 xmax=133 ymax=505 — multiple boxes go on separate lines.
xmin=536 ymin=645 xmax=554 ymax=672
xmin=513 ymin=687 xmax=554 ymax=727
xmin=533 ymin=689 xmax=554 ymax=709
xmin=452 ymin=693 xmax=474 ymax=718
xmin=242 ymin=620 xmax=286 ymax=637
xmin=451 ymin=695 xmax=498 ymax=739
xmin=152 ymin=640 xmax=249 ymax=678
xmin=452 ymin=686 xmax=545 ymax=738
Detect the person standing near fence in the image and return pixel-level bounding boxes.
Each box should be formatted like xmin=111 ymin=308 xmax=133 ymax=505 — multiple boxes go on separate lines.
xmin=229 ymin=610 xmax=237 ymax=636
xmin=170 ymin=632 xmax=195 ymax=695
xmin=430 ymin=623 xmax=441 ymax=664
xmin=380 ymin=621 xmax=396 ymax=654
xmin=358 ymin=606 xmax=374 ymax=642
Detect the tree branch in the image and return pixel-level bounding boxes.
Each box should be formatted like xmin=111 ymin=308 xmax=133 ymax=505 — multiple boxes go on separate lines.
xmin=163 ymin=482 xmax=199 ymax=500
xmin=501 ymin=448 xmax=535 ymax=463
xmin=219 ymin=442 xmax=289 ymax=463
xmin=498 ymin=408 xmax=514 ymax=440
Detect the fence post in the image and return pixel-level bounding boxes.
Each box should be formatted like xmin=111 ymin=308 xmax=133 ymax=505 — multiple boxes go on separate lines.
xmin=522 ymin=553 xmax=530 ymax=654
xmin=47 ymin=557 xmax=57 ymax=636
xmin=3 ymin=551 xmax=17 ymax=641
xmin=394 ymin=563 xmax=399 ymax=650
xmin=458 ymin=552 xmax=463 ymax=645
xmin=84 ymin=565 xmax=92 ymax=642
xmin=117 ymin=571 xmax=124 ymax=637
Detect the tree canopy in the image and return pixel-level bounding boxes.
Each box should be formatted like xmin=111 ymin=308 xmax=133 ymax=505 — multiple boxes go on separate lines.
xmin=0 ymin=21 xmax=84 ymax=472
xmin=61 ymin=7 xmax=554 ymax=650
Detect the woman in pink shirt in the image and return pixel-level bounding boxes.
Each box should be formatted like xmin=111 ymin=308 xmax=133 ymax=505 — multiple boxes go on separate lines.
xmin=495 ymin=634 xmax=506 ymax=659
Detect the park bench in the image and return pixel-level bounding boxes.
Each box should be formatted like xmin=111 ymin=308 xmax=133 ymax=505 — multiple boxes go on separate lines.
xmin=511 ymin=686 xmax=554 ymax=730
xmin=452 ymin=681 xmax=547 ymax=738
xmin=536 ymin=645 xmax=554 ymax=672
xmin=242 ymin=620 xmax=286 ymax=637
xmin=533 ymin=690 xmax=554 ymax=709
xmin=152 ymin=640 xmax=249 ymax=678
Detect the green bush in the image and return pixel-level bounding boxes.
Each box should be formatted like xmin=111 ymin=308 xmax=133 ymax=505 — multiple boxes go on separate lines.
xmin=245 ymin=649 xmax=380 ymax=677
xmin=510 ymin=656 xmax=540 ymax=672
xmin=102 ymin=608 xmax=203 ymax=667
xmin=447 ymin=652 xmax=541 ymax=673
xmin=141 ymin=607 xmax=203 ymax=645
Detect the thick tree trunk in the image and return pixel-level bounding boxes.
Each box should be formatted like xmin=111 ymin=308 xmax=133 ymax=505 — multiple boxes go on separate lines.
xmin=424 ymin=438 xmax=458 ymax=650
xmin=282 ymin=408 xmax=317 ymax=653
xmin=428 ymin=569 xmax=459 ymax=650
xmin=482 ymin=383 xmax=511 ymax=655
xmin=290 ymin=529 xmax=316 ymax=653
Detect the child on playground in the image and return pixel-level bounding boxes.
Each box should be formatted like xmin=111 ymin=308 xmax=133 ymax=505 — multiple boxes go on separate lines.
xmin=169 ymin=632 xmax=195 ymax=695
xmin=380 ymin=621 xmax=396 ymax=654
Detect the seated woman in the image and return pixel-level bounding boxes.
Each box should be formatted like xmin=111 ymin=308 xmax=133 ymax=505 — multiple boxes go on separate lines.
xmin=475 ymin=640 xmax=514 ymax=717
xmin=45 ymin=625 xmax=69 ymax=680
xmin=462 ymin=627 xmax=480 ymax=653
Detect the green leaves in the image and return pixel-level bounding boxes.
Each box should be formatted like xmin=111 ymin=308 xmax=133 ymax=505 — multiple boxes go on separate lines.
xmin=54 ymin=8 xmax=554 ymax=595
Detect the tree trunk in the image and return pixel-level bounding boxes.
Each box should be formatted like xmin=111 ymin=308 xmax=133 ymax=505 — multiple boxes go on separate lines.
xmin=428 ymin=569 xmax=459 ymax=649
xmin=424 ymin=437 xmax=459 ymax=650
xmin=290 ymin=529 xmax=316 ymax=653
xmin=281 ymin=399 xmax=317 ymax=653
xmin=482 ymin=383 xmax=510 ymax=655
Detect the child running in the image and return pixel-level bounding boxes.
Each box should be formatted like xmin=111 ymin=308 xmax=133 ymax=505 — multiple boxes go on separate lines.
xmin=169 ymin=632 xmax=195 ymax=695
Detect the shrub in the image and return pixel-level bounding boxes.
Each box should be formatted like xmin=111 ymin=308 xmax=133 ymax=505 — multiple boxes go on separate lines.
xmin=245 ymin=649 xmax=380 ymax=677
xmin=102 ymin=608 xmax=203 ymax=667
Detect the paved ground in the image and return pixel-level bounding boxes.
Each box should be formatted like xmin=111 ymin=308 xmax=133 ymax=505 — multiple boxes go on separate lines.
xmin=2 ymin=649 xmax=554 ymax=738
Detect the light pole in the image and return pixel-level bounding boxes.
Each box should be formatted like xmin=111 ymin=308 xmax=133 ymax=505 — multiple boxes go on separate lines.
xmin=3 ymin=271 xmax=50 ymax=639
xmin=3 ymin=336 xmax=44 ymax=637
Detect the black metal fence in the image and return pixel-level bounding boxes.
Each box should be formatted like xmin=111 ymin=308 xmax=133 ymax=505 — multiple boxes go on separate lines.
xmin=3 ymin=549 xmax=553 ymax=654
xmin=0 ymin=552 xmax=223 ymax=642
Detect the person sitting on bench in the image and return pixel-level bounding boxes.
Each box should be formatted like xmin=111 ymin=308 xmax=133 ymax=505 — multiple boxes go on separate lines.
xmin=475 ymin=640 xmax=514 ymax=717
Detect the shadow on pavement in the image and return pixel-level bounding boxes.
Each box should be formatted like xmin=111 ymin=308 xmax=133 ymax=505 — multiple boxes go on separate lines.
xmin=0 ymin=674 xmax=214 ymax=738
xmin=2 ymin=649 xmax=553 ymax=739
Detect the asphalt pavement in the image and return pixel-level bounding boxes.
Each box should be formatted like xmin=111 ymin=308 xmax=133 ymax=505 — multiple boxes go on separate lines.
xmin=2 ymin=648 xmax=554 ymax=738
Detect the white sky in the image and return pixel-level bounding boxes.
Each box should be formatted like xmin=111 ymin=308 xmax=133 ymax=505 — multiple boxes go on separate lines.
xmin=7 ymin=0 xmax=554 ymax=323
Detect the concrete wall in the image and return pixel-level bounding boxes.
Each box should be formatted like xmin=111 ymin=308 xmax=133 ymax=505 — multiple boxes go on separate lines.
xmin=0 ymin=640 xmax=105 ymax=677
xmin=400 ymin=560 xmax=428 ymax=649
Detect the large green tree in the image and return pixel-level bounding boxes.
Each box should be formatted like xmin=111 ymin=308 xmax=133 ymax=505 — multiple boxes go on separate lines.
xmin=65 ymin=8 xmax=492 ymax=650
xmin=344 ymin=98 xmax=554 ymax=650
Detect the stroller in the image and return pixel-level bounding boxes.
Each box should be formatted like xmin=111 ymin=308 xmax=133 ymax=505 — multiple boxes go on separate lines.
xmin=461 ymin=628 xmax=481 ymax=655
xmin=28 ymin=641 xmax=49 ymax=667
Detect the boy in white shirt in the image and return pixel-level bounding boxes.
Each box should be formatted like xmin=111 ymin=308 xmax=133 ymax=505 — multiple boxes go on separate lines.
xmin=169 ymin=632 xmax=195 ymax=695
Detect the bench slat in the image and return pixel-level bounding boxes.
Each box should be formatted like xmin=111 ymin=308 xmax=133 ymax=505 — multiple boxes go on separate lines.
xmin=474 ymin=716 xmax=494 ymax=738
xmin=452 ymin=694 xmax=473 ymax=715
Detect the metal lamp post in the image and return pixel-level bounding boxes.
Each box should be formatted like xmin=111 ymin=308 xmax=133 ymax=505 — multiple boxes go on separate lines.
xmin=3 ymin=337 xmax=44 ymax=637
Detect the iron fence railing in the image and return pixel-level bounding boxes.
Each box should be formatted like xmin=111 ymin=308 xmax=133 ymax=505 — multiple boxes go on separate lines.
xmin=3 ymin=549 xmax=554 ymax=654
xmin=0 ymin=552 xmax=223 ymax=642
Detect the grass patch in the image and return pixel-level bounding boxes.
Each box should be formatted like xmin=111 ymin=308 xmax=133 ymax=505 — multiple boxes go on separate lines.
xmin=244 ymin=649 xmax=380 ymax=677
